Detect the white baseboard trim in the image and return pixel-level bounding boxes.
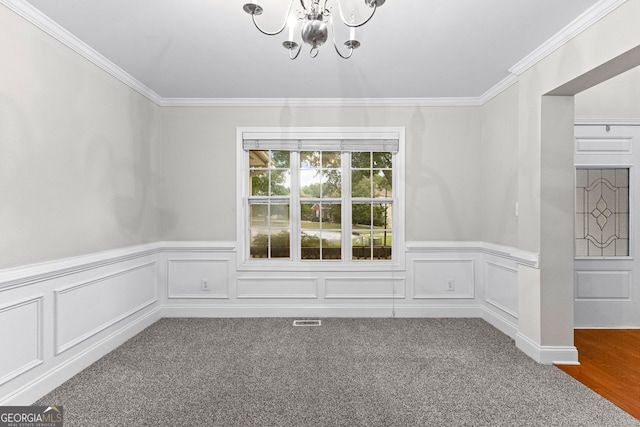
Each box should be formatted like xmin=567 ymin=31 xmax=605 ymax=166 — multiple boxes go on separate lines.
xmin=481 ymin=307 xmax=518 ymax=339
xmin=515 ymin=332 xmax=579 ymax=365
xmin=161 ymin=304 xmax=483 ymax=319
xmin=0 ymin=307 xmax=161 ymax=406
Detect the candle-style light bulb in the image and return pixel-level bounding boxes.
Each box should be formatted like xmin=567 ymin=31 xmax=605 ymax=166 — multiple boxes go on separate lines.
xmin=349 ymin=12 xmax=356 ymax=40
xmin=288 ymin=13 xmax=296 ymax=41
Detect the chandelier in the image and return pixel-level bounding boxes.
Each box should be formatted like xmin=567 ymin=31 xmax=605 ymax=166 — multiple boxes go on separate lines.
xmin=242 ymin=0 xmax=385 ymax=59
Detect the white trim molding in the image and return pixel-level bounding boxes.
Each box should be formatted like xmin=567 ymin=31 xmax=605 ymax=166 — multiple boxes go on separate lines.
xmin=406 ymin=241 xmax=539 ymax=268
xmin=515 ymin=332 xmax=579 ymax=365
xmin=509 ymin=0 xmax=628 ymax=76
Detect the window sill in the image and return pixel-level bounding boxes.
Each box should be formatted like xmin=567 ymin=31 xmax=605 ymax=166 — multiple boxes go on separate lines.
xmin=237 ymin=259 xmax=405 ymax=273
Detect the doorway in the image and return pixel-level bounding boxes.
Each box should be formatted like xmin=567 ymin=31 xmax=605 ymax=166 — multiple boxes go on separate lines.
xmin=573 ymin=123 xmax=640 ymax=327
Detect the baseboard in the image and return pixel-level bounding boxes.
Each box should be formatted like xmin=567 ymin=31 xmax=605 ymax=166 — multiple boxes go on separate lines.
xmin=161 ymin=304 xmax=483 ymax=319
xmin=481 ymin=306 xmax=518 ymax=339
xmin=0 ymin=307 xmax=162 ymax=406
xmin=515 ymin=332 xmax=579 ymax=365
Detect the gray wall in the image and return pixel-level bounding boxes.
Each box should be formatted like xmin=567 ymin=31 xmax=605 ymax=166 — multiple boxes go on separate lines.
xmin=158 ymin=106 xmax=483 ymax=243
xmin=0 ymin=6 xmax=160 ymax=269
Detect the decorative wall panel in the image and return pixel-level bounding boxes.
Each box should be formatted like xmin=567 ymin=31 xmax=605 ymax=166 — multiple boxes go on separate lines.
xmin=236 ymin=277 xmax=318 ymax=299
xmin=54 ymin=261 xmax=158 ymax=354
xmin=324 ymin=277 xmax=405 ymax=299
xmin=575 ymin=270 xmax=631 ymax=300
xmin=413 ymin=259 xmax=475 ymax=299
xmin=485 ymin=262 xmax=518 ymax=317
xmin=0 ymin=297 xmax=43 ymax=385
xmin=167 ymin=259 xmax=229 ymax=299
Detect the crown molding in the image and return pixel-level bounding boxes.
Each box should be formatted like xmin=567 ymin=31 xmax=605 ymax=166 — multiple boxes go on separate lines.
xmin=509 ymin=0 xmax=628 ymax=76
xmin=575 ymin=117 xmax=640 ymax=126
xmin=158 ymin=97 xmax=482 ymax=108
xmin=477 ymin=74 xmax=520 ymax=105
xmin=1 ymin=0 xmax=627 ymax=108
xmin=0 ymin=0 xmax=164 ymax=105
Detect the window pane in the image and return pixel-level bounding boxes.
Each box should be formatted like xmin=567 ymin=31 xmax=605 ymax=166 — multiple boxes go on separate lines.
xmin=249 ymin=150 xmax=269 ymax=168
xmin=352 ymin=170 xmax=371 ymax=198
xmin=271 ymin=150 xmax=290 ymax=168
xmin=250 ymin=204 xmax=268 ymax=227
xmin=319 ymin=202 xmax=342 ymax=256
xmin=301 ymin=231 xmax=320 ymax=260
xmin=575 ymin=167 xmax=629 ymax=257
xmin=373 ymin=170 xmax=392 ymax=198
xmin=322 ymin=151 xmax=341 ymax=168
xmin=270 ymin=170 xmax=291 ymax=196
xmin=373 ymin=203 xmax=392 ymax=228
xmin=322 ymin=170 xmax=341 ymax=198
xmin=300 ymin=151 xmax=320 ymax=168
xmin=271 ymin=203 xmax=290 ymax=228
xmin=250 ymin=170 xmax=269 ymax=196
xmin=270 ymin=230 xmax=290 ymax=258
xmin=352 ymin=204 xmax=371 ymax=228
xmin=323 ymin=231 xmax=342 ymax=260
xmin=352 ymin=152 xmax=370 ymax=168
xmin=374 ymin=204 xmax=392 ymax=260
xmin=373 ymin=152 xmax=392 ymax=169
xmin=250 ymin=229 xmax=268 ymax=259
xmin=300 ymin=170 xmax=321 ymax=198
xmin=352 ymin=231 xmax=372 ymax=260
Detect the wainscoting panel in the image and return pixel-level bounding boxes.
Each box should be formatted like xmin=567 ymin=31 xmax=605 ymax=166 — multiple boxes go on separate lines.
xmin=167 ymin=259 xmax=229 ymax=299
xmin=0 ymin=296 xmax=43 ymax=386
xmin=324 ymin=277 xmax=405 ymax=299
xmin=412 ymin=259 xmax=475 ymax=299
xmin=1 ymin=240 xmax=548 ymax=405
xmin=485 ymin=261 xmax=518 ymax=318
xmin=575 ymin=270 xmax=631 ymax=300
xmin=236 ymin=277 xmax=318 ymax=299
xmin=54 ymin=261 xmax=158 ymax=355
xmin=575 ymin=137 xmax=633 ymax=154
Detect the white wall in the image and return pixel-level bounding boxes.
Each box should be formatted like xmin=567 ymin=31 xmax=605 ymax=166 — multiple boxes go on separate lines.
xmin=480 ymin=84 xmax=519 ymax=247
xmin=0 ymin=4 xmax=160 ymax=269
xmin=575 ymin=66 xmax=640 ymax=118
xmin=158 ymin=106 xmax=482 ymax=242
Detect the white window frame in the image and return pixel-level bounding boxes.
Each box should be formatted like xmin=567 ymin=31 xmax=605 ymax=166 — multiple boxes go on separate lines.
xmin=236 ymin=127 xmax=405 ymax=272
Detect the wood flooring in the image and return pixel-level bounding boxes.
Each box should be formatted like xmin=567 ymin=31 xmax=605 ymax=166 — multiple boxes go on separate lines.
xmin=557 ymin=329 xmax=640 ymax=420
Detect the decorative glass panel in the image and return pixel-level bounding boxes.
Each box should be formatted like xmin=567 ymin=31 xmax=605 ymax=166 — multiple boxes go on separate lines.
xmin=575 ymin=168 xmax=629 ymax=257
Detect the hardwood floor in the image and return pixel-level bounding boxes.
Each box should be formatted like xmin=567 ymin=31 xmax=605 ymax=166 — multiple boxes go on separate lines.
xmin=557 ymin=329 xmax=640 ymax=420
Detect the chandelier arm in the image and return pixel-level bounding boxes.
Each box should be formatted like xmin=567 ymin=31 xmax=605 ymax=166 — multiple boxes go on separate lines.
xmin=289 ymin=43 xmax=303 ymax=60
xmin=329 ymin=15 xmax=354 ymax=59
xmin=333 ymin=0 xmax=377 ymax=28
xmin=250 ymin=0 xmax=296 ymax=36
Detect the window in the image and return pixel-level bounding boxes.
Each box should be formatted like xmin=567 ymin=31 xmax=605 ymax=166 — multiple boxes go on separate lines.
xmin=575 ymin=167 xmax=629 ymax=257
xmin=239 ymin=128 xmax=404 ymax=266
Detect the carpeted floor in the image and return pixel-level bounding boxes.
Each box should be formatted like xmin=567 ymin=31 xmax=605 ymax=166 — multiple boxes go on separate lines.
xmin=36 ymin=318 xmax=640 ymax=426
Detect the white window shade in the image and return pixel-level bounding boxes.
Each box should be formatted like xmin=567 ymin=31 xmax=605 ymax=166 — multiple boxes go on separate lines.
xmin=243 ymin=139 xmax=399 ymax=153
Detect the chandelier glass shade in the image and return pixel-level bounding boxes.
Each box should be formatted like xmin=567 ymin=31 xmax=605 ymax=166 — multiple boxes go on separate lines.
xmin=242 ymin=0 xmax=385 ymax=59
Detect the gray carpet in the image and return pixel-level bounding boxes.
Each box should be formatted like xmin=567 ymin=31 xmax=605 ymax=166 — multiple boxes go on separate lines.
xmin=36 ymin=318 xmax=639 ymax=426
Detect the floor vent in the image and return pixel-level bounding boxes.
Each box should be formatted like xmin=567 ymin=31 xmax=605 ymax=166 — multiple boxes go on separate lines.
xmin=293 ymin=319 xmax=321 ymax=327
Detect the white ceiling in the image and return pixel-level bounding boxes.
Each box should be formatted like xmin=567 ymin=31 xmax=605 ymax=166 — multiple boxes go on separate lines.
xmin=19 ymin=0 xmax=606 ymax=100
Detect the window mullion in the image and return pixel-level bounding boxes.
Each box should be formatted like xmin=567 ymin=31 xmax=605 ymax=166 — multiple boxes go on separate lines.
xmin=343 ymin=152 xmax=352 ymax=261
xmin=290 ymin=151 xmax=300 ymax=261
